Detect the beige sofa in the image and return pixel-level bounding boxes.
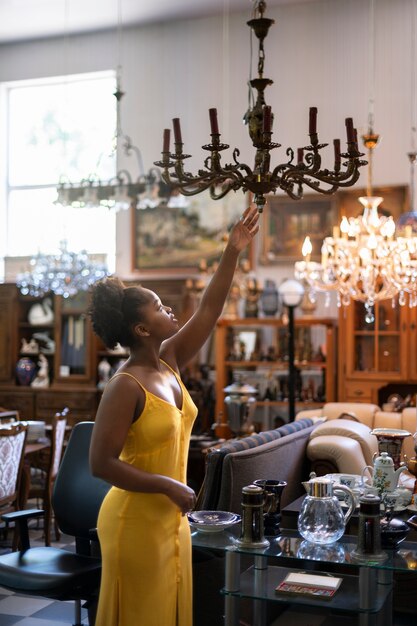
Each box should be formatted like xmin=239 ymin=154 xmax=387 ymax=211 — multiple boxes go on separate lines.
xmin=295 ymin=403 xmax=417 ymax=485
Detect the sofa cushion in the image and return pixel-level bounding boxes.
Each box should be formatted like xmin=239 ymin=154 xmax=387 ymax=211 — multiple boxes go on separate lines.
xmin=309 ymin=418 xmax=378 ymax=465
xmin=216 ymin=423 xmax=316 ymax=514
xmin=196 ymin=418 xmax=314 ymax=511
xmin=307 ymin=434 xmax=370 ymax=477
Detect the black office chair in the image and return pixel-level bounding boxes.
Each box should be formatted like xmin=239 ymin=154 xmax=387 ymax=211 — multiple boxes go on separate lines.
xmin=0 ymin=421 xmax=110 ymax=626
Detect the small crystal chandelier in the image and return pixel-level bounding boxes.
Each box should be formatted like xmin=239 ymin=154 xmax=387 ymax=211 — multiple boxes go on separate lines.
xmin=154 ymin=0 xmax=366 ymax=213
xmin=55 ymin=76 xmax=169 ymax=211
xmin=295 ymin=0 xmax=417 ymax=321
xmin=55 ymin=0 xmax=171 ymax=212
xmin=16 ymin=240 xmax=110 ymax=298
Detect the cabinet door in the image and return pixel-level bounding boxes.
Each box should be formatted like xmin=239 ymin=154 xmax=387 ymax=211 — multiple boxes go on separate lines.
xmin=344 ymin=300 xmax=407 ymax=379
xmin=55 ymin=292 xmax=93 ymax=384
xmin=0 ymin=285 xmax=17 ymax=382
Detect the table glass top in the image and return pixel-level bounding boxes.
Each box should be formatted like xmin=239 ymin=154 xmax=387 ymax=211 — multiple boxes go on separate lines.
xmin=191 ymin=526 xmax=417 ymax=573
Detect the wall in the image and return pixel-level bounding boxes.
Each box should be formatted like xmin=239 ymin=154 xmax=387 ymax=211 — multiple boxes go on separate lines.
xmin=0 ymin=0 xmax=414 ymax=316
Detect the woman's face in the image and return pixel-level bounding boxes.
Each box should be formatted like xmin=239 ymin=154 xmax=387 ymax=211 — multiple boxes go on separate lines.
xmin=138 ymin=288 xmax=179 ymax=340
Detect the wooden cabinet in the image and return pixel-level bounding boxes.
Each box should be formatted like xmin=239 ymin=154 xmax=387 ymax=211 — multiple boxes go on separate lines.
xmin=0 ymin=278 xmax=191 ymax=422
xmin=338 ymin=298 xmax=417 ymax=403
xmin=0 ymin=283 xmax=98 ymax=423
xmin=214 ymin=316 xmax=337 ymax=436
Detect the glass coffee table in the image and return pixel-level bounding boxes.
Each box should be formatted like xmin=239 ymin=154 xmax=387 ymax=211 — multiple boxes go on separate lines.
xmin=192 ymin=526 xmax=417 ymax=626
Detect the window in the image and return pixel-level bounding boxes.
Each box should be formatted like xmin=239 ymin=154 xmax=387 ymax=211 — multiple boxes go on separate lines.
xmin=1 ymin=71 xmax=117 ymax=278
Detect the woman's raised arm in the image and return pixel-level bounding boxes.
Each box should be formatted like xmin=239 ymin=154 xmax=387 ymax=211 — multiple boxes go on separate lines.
xmin=161 ymin=204 xmax=259 ymax=369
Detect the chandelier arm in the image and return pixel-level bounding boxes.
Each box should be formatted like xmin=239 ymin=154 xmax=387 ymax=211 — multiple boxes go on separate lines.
xmin=209 ymin=183 xmax=237 ymax=200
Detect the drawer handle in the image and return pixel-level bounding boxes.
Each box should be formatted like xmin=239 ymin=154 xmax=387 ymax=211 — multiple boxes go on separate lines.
xmin=354 ymin=390 xmax=364 ymax=396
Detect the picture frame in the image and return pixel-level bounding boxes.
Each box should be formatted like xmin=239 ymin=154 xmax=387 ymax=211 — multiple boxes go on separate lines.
xmin=131 ymin=188 xmax=253 ymax=274
xmin=259 ymin=194 xmax=337 ymax=264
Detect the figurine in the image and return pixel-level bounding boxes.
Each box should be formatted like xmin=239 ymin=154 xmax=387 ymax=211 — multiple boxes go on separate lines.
xmin=28 ymin=297 xmax=54 ymax=326
xmin=97 ymin=358 xmax=112 ymax=390
xmin=21 ymin=338 xmax=39 ymax=355
xmin=31 ymin=353 xmax=50 ymax=388
xmin=32 ymin=332 xmax=55 ymax=354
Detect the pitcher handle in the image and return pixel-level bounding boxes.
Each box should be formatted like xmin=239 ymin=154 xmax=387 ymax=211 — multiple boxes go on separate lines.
xmin=333 ymin=484 xmax=355 ymax=523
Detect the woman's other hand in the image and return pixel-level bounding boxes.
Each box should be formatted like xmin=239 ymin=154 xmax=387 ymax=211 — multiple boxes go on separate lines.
xmin=165 ymin=479 xmax=197 ymax=515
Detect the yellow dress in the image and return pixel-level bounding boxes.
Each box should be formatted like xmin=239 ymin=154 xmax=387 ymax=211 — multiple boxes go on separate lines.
xmin=95 ymin=362 xmax=198 ymax=626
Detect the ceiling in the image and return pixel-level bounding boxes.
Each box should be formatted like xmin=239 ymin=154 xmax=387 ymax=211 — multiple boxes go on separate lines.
xmin=0 ymin=0 xmax=315 ymax=44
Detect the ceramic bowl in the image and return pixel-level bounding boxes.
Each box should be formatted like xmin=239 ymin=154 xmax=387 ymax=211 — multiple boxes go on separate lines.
xmin=380 ymin=517 xmax=410 ymax=548
xmin=187 ymin=510 xmax=241 ymax=533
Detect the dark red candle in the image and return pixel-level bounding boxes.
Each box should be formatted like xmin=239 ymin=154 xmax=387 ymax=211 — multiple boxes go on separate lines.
xmin=309 ymin=107 xmax=317 ymax=134
xmin=209 ymin=108 xmax=219 ymax=134
xmin=333 ymin=138 xmax=341 ymax=163
xmin=345 ymin=118 xmax=355 ymax=143
xmin=173 ymin=118 xmax=182 ymax=144
xmin=263 ymin=106 xmax=272 ymax=133
xmin=297 ymin=148 xmax=304 ymax=163
xmin=163 ymin=129 xmax=170 ymax=152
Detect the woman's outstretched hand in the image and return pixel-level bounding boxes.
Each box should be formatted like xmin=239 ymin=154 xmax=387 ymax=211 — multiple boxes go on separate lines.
xmin=227 ymin=205 xmax=260 ymax=253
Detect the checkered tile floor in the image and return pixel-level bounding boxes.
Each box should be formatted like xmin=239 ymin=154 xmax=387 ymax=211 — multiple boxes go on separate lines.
xmin=0 ymin=516 xmax=89 ymax=626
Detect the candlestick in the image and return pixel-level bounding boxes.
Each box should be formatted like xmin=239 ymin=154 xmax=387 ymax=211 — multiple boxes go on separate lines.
xmin=345 ymin=118 xmax=355 ymax=143
xmin=333 ymin=139 xmax=341 ymax=165
xmin=263 ymin=105 xmax=272 ymax=133
xmin=209 ymin=108 xmax=219 ymax=134
xmin=173 ymin=118 xmax=182 ymax=144
xmin=309 ymin=107 xmax=317 ymax=135
xmin=163 ymin=129 xmax=170 ymax=152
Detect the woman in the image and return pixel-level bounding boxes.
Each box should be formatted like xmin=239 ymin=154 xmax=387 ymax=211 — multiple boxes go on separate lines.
xmin=89 ymin=205 xmax=259 ymax=626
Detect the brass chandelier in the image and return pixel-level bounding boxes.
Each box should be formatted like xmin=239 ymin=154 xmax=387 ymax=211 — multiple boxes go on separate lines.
xmin=154 ymin=0 xmax=366 ymax=213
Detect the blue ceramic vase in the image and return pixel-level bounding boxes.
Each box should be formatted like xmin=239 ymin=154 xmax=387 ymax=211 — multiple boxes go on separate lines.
xmin=16 ymin=357 xmax=36 ymax=386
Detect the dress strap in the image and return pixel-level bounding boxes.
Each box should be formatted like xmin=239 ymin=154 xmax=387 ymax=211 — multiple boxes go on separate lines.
xmin=110 ymin=371 xmax=147 ymax=393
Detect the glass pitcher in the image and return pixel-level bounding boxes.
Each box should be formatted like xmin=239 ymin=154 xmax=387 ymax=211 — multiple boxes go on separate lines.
xmin=298 ymin=477 xmax=355 ymax=545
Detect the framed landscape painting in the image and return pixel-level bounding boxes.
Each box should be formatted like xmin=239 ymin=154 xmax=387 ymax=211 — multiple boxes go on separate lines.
xmin=131 ymin=188 xmax=252 ymax=274
xmin=259 ymin=194 xmax=337 ymax=264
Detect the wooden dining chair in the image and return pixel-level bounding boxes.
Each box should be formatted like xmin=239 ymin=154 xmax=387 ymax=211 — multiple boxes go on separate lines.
xmin=0 ymin=421 xmax=28 ymax=549
xmin=28 ymin=408 xmax=68 ymax=546
xmin=0 ymin=409 xmax=20 ymax=424
xmin=0 ymin=421 xmax=110 ymax=626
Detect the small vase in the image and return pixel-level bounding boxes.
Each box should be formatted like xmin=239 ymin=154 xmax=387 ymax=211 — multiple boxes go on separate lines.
xmin=260 ymin=280 xmax=279 ymax=316
xmin=16 ymin=357 xmax=37 ymax=386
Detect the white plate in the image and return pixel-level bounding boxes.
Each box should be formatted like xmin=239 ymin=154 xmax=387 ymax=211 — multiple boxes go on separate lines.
xmin=187 ymin=510 xmax=241 ymax=533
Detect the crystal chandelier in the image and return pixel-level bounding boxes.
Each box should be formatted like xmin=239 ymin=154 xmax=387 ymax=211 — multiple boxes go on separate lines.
xmin=16 ymin=240 xmax=110 ymax=298
xmin=154 ymin=0 xmax=366 ymax=213
xmin=295 ymin=145 xmax=417 ymax=320
xmin=55 ymin=0 xmax=171 ymax=212
xmin=55 ymin=77 xmax=170 ymax=211
xmin=294 ymin=0 xmax=417 ymax=321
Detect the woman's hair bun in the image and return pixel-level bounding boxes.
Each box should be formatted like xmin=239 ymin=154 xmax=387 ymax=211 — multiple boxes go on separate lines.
xmin=89 ymin=277 xmax=126 ymax=349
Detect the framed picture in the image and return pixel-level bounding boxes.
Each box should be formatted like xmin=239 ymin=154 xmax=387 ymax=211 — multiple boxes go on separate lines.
xmin=131 ymin=188 xmax=252 ymax=274
xmin=259 ymin=194 xmax=337 ymax=264
xmin=336 ymin=184 xmax=408 ymax=222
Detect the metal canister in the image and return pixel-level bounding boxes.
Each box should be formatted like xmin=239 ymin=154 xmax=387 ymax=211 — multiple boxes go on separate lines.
xmin=236 ymin=484 xmax=270 ymax=548
xmin=352 ymin=493 xmax=387 ymax=563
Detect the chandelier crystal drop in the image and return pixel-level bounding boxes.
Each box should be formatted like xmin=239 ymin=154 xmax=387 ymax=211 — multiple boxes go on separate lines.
xmin=16 ymin=241 xmax=110 ymax=298
xmin=154 ymin=0 xmax=366 ymax=213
